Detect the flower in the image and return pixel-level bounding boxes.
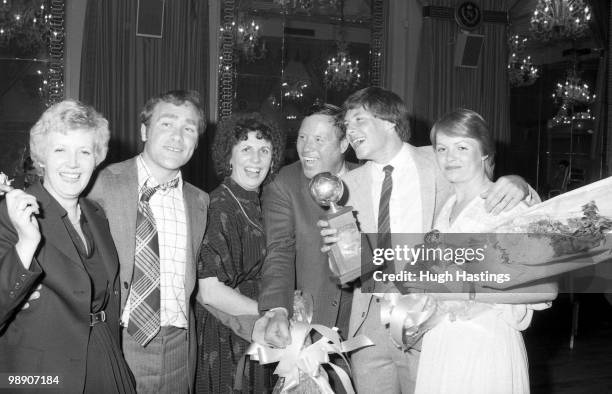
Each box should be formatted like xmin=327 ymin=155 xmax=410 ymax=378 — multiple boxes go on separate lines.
xmin=0 ymin=172 xmax=14 ymax=193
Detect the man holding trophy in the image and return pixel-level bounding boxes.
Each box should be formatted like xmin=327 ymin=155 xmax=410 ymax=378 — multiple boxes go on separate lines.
xmin=317 ymin=87 xmax=536 ymax=394
xmin=255 ymin=104 xmax=357 ymax=392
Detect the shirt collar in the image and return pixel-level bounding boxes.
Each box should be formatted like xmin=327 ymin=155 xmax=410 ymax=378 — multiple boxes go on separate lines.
xmin=137 ymin=154 xmax=183 ymax=193
xmin=370 ymin=143 xmax=412 ymax=174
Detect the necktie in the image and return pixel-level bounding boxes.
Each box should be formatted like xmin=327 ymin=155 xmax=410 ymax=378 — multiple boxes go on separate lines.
xmin=127 ymin=178 xmax=178 ymax=346
xmin=377 ymin=165 xmax=395 ymax=285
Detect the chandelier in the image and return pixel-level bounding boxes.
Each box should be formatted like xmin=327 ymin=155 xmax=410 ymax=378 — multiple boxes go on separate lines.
xmin=324 ymin=41 xmax=361 ymax=91
xmin=530 ymin=0 xmax=592 ymax=43
xmin=282 ymin=80 xmax=309 ymax=101
xmin=552 ymin=67 xmax=595 ymax=105
xmin=507 ymin=34 xmax=539 ymax=87
xmin=0 ymin=0 xmax=50 ymax=57
xmin=548 ymin=103 xmax=595 ymax=129
xmin=281 ymin=58 xmax=311 ymax=101
xmin=219 ymin=17 xmax=266 ymax=64
xmin=548 ymin=64 xmax=596 ymax=129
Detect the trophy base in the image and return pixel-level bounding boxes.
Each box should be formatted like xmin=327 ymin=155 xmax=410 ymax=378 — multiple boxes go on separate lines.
xmin=325 ymin=207 xmax=363 ymax=284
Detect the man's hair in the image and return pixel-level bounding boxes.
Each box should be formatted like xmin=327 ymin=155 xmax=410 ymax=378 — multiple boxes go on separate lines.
xmin=343 ymin=87 xmax=410 ymax=142
xmin=305 ymin=103 xmax=345 ymax=139
xmin=140 ymin=90 xmax=206 ymax=134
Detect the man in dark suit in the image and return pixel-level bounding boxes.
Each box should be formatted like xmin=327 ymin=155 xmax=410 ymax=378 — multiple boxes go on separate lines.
xmin=89 ymin=90 xmax=209 ymax=393
xmin=255 ymin=104 xmax=355 ymax=356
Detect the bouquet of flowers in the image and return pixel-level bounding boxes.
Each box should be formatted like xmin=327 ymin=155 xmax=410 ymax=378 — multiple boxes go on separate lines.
xmin=381 ymin=177 xmax=612 ymax=350
xmin=466 ymin=177 xmax=612 ymax=288
xmin=247 ymin=291 xmax=372 ymax=394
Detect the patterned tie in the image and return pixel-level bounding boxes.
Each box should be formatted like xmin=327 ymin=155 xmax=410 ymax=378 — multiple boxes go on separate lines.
xmin=127 ymin=178 xmax=179 ymax=346
xmin=377 ymin=165 xmax=394 ymax=279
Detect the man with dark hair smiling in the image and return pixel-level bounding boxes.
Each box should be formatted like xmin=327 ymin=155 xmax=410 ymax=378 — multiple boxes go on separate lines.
xmin=89 ymin=90 xmax=209 ymax=393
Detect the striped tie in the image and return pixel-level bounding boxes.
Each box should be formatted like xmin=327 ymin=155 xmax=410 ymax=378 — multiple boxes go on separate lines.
xmin=377 ymin=165 xmax=394 ymax=279
xmin=127 ymin=178 xmax=178 ymax=346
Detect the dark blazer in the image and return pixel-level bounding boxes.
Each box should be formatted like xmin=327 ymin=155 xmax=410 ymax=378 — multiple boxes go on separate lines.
xmin=258 ymin=161 xmax=357 ymax=329
xmin=88 ymin=157 xmax=208 ymax=390
xmin=0 ymin=182 xmax=122 ymax=394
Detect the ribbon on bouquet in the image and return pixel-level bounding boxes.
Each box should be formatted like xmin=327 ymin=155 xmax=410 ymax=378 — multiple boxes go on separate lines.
xmin=245 ymin=321 xmax=373 ymax=393
xmin=379 ymin=294 xmax=444 ymax=350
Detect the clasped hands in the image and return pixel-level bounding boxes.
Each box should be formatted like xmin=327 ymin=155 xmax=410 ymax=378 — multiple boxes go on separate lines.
xmin=252 ymin=308 xmax=292 ymax=348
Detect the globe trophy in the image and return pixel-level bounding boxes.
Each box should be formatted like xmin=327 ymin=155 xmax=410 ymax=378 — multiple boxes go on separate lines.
xmin=309 ymin=172 xmax=363 ymax=284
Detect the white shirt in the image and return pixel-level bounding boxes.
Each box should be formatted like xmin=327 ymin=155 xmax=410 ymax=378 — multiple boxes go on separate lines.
xmin=369 ymin=143 xmax=423 ymax=234
xmin=121 ymin=155 xmax=189 ymax=328
xmin=368 ymin=143 xmax=423 ymax=299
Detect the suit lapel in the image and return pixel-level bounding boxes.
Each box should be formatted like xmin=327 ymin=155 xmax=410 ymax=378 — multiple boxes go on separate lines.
xmin=113 ymin=160 xmax=139 ymax=286
xmin=348 ymin=166 xmax=375 ymax=233
xmin=411 ymin=146 xmax=437 ymax=231
xmin=182 ymin=185 xmax=207 ymax=304
xmin=81 ymin=199 xmax=118 ymax=282
xmin=29 ymin=183 xmax=84 ymax=272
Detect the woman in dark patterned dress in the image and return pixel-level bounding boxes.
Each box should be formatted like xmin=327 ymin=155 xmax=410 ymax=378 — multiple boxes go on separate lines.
xmin=195 ymin=113 xmax=284 ymax=393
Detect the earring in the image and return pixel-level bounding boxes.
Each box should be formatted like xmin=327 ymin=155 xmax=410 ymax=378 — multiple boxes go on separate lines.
xmin=229 ymin=163 xmax=233 ymax=171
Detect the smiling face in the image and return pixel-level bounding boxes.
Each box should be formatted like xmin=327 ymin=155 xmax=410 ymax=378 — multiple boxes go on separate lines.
xmin=434 ymin=132 xmax=487 ymax=184
xmin=229 ymin=131 xmax=273 ymax=191
xmin=344 ymin=106 xmax=399 ymax=163
xmin=296 ymin=114 xmax=348 ymax=179
xmin=42 ymin=129 xmax=96 ymax=206
xmin=140 ymin=101 xmax=199 ymax=183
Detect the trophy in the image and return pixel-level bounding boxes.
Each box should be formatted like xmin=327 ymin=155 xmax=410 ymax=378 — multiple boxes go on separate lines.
xmin=309 ymin=172 xmax=363 ymax=284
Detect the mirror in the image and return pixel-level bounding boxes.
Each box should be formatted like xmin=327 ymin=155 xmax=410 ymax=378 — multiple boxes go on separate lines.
xmin=216 ymin=0 xmax=385 ymax=163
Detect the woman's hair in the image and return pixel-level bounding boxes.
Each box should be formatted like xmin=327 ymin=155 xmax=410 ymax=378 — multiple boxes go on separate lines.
xmin=30 ymin=100 xmax=110 ymax=175
xmin=430 ymin=108 xmax=495 ymax=179
xmin=212 ymin=113 xmax=284 ymax=183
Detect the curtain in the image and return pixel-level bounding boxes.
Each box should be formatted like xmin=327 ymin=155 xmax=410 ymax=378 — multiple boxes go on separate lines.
xmin=79 ymin=0 xmax=211 ymax=190
xmin=413 ymin=0 xmax=511 ymax=176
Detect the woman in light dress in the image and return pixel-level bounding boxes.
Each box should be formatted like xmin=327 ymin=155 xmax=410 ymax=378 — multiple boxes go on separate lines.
xmin=414 ymin=109 xmax=558 ymax=394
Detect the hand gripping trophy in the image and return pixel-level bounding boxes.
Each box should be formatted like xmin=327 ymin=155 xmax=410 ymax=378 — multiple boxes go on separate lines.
xmin=309 ymin=172 xmax=365 ymax=283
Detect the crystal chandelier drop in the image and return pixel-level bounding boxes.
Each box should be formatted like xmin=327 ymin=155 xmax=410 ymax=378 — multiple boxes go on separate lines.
xmin=324 ymin=41 xmax=361 ymax=91
xmin=507 ymin=35 xmax=539 ymax=87
xmin=552 ymin=67 xmax=595 ymax=105
xmin=530 ymin=0 xmax=592 ymax=43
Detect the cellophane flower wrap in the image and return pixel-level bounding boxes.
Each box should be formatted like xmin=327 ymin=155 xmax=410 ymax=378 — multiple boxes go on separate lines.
xmin=379 ymin=177 xmax=612 ymax=350
xmin=0 ymin=172 xmax=13 ymax=193
xmin=465 ymin=176 xmax=612 ymax=288
xmin=247 ymin=291 xmax=373 ymax=394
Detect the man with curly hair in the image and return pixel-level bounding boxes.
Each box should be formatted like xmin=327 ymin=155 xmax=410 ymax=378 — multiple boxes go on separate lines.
xmin=89 ymin=90 xmax=209 ymax=393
